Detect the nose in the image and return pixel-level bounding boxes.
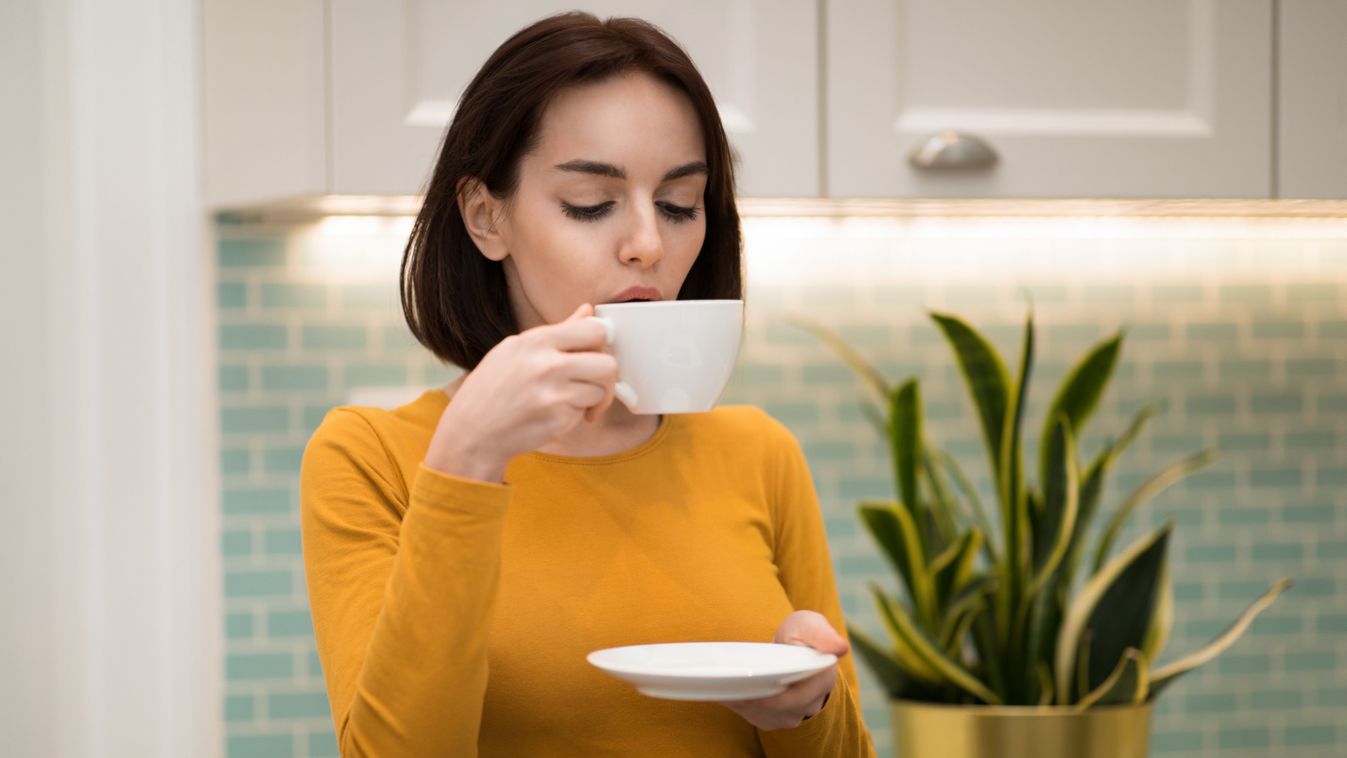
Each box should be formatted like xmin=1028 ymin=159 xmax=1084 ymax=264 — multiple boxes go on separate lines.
xmin=619 ymin=202 xmax=665 ymax=268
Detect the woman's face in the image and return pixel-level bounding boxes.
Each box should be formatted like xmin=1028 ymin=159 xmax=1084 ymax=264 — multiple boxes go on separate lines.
xmin=473 ymin=72 xmax=709 ymax=331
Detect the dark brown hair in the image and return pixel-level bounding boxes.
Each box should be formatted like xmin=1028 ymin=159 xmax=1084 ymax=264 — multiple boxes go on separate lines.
xmin=400 ymin=12 xmax=744 ymax=370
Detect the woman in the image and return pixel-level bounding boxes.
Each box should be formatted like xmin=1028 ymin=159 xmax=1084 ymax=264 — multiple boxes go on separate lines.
xmin=301 ymin=12 xmax=875 ymax=757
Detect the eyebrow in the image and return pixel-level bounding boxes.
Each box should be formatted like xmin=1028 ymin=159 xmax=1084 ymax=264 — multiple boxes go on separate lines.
xmin=554 ymin=159 xmax=708 ymax=183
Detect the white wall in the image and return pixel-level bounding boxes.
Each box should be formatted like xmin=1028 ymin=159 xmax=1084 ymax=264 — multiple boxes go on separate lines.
xmin=0 ymin=0 xmax=219 ymax=755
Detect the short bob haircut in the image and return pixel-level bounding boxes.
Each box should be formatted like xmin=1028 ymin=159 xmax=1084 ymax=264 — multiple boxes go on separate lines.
xmin=400 ymin=12 xmax=744 ymax=371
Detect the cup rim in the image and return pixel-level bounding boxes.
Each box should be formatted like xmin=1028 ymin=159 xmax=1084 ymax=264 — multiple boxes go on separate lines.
xmin=594 ymin=298 xmax=743 ymax=310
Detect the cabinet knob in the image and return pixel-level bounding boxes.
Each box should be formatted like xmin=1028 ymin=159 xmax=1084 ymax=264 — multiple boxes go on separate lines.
xmin=908 ymin=131 xmax=999 ymax=171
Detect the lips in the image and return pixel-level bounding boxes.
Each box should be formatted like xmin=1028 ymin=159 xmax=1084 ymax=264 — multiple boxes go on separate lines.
xmin=608 ymin=285 xmax=662 ymax=303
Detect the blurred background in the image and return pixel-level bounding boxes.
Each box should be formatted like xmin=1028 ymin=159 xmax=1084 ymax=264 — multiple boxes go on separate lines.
xmin=4 ymin=1 xmax=1344 ymax=756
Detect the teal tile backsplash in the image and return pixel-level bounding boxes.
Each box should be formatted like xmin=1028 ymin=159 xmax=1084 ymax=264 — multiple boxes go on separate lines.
xmin=219 ymin=214 xmax=1346 ymax=757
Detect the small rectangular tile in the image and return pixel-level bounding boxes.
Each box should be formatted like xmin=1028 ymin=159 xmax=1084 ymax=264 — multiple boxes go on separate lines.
xmin=261 ymin=364 xmax=329 ymax=392
xmin=1184 ymin=395 xmax=1236 ymax=415
xmin=224 ymin=694 xmax=254 ymax=722
xmin=225 ymin=569 xmax=293 ymax=598
xmin=226 ymin=734 xmax=292 ymax=758
xmin=225 ymin=611 xmax=254 ymax=640
xmin=307 ymin=729 xmax=339 ymax=757
xmin=221 ymin=448 xmax=251 ymax=476
xmin=222 ymin=530 xmax=252 ymax=558
xmin=1249 ymin=466 xmax=1302 ymax=488
xmin=219 ymin=238 xmax=285 ymax=268
xmin=226 ymin=652 xmax=294 ymax=680
xmin=1285 ymin=650 xmax=1336 ymax=672
xmin=1216 ymin=727 xmax=1268 ymax=749
xmin=1250 ymin=392 xmax=1302 ymax=414
xmin=302 ymin=325 xmax=368 ymax=351
xmin=1249 ymin=542 xmax=1303 ymax=561
xmin=222 ymin=487 xmax=291 ymax=516
xmin=262 ymin=445 xmax=304 ymax=476
xmin=1284 ymin=723 xmax=1337 ymax=747
xmin=261 ymin=282 xmax=327 ymax=309
xmin=1251 ymin=321 xmax=1304 ymax=340
xmin=263 ymin=527 xmax=302 ymax=556
xmin=221 ymin=406 xmax=289 ymax=435
xmin=217 ymin=282 xmax=248 ymax=309
xmin=267 ymin=690 xmax=330 ymax=720
xmin=1281 ymin=501 xmax=1337 ymax=525
xmin=1185 ymin=323 xmax=1237 ymax=342
xmin=267 ymin=610 xmax=315 ymax=639
xmin=219 ymin=324 xmax=287 ymax=351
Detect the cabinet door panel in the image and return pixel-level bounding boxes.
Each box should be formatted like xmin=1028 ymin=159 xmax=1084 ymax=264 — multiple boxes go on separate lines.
xmin=1279 ymin=0 xmax=1347 ymax=199
xmin=330 ymin=1 xmax=817 ymax=197
xmin=827 ymin=0 xmax=1273 ymax=198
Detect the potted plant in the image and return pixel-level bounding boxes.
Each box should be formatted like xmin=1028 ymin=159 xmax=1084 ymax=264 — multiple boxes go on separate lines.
xmin=794 ymin=310 xmax=1291 ymax=758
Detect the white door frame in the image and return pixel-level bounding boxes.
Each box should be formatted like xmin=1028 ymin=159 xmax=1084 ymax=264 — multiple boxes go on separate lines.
xmin=1 ymin=0 xmax=220 ymax=755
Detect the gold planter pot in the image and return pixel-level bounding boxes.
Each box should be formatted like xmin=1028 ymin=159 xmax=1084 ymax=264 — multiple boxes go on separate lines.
xmin=889 ymin=699 xmax=1153 ymax=758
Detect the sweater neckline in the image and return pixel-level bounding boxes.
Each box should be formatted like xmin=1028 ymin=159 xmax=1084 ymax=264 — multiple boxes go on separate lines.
xmin=417 ymin=389 xmax=679 ymax=465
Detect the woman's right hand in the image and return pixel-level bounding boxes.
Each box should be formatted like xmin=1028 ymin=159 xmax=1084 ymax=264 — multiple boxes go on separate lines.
xmin=423 ymin=302 xmax=618 ymax=482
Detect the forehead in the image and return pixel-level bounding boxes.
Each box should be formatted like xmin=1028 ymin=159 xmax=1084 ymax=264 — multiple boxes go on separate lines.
xmin=529 ymin=72 xmax=706 ymax=167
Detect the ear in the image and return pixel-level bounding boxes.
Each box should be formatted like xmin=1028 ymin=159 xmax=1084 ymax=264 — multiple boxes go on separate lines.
xmin=457 ymin=177 xmax=510 ymax=262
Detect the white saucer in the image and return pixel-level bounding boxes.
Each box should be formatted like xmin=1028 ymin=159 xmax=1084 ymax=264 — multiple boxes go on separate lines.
xmin=587 ymin=642 xmax=837 ymax=701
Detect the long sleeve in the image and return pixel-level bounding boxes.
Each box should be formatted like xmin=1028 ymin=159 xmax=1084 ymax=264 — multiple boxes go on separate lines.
xmin=300 ymin=408 xmax=514 ymax=756
xmin=757 ymin=415 xmax=877 ymax=758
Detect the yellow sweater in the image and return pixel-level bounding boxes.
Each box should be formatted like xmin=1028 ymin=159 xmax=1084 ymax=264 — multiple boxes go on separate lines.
xmin=300 ymin=389 xmax=875 ymax=757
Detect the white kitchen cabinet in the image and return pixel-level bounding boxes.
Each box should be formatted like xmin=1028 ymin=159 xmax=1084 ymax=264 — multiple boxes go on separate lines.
xmin=1278 ymin=0 xmax=1347 ymax=199
xmin=203 ymin=0 xmax=327 ymax=208
xmin=825 ymin=0 xmax=1274 ymax=199
xmin=204 ymin=0 xmax=818 ymax=209
xmin=328 ymin=0 xmax=818 ymax=198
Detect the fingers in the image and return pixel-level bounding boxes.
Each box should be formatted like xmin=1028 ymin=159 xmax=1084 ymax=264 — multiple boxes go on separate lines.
xmin=775 ymin=610 xmax=851 ymax=657
xmin=538 ymin=315 xmax=608 ymax=352
xmin=719 ymin=665 xmax=838 ymax=730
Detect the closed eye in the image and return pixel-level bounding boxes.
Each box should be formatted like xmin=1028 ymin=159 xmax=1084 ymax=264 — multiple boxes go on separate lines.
xmin=657 ymin=202 xmax=699 ymax=224
xmin=560 ymin=201 xmax=614 ymax=222
xmin=560 ymin=201 xmax=701 ymax=224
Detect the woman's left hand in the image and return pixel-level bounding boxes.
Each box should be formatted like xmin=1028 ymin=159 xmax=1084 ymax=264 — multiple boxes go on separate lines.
xmin=717 ymin=610 xmax=850 ymax=731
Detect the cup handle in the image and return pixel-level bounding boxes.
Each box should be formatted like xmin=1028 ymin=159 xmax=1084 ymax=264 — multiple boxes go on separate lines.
xmin=591 ymin=316 xmax=640 ymax=409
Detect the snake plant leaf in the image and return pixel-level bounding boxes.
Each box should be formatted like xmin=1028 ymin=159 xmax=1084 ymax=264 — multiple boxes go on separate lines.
xmin=1142 ymin=559 xmax=1173 ymax=664
xmin=940 ymin=595 xmax=988 ymax=657
xmin=1056 ymin=523 xmax=1172 ymax=703
xmin=1029 ymin=417 xmax=1078 ymax=598
xmin=889 ymin=380 xmax=922 ymax=527
xmin=872 ymin=583 xmax=1004 ymax=705
xmin=929 ymin=312 xmax=1011 ymax=494
xmin=1060 ymin=404 xmax=1160 ymax=590
xmin=1091 ymin=449 xmax=1218 ymax=575
xmin=927 ymin=449 xmax=999 ymax=565
xmin=921 ymin=451 xmax=972 ymax=556
xmin=860 ymin=400 xmax=887 ymax=443
xmin=1037 ymin=332 xmax=1123 ymax=497
xmin=868 ymin=586 xmax=946 ymax=686
xmin=1000 ymin=311 xmax=1034 ymax=596
xmin=788 ymin=316 xmax=891 ymax=405
xmin=934 ymin=529 xmax=984 ymax=607
xmin=1023 ymin=582 xmax=1065 ymax=702
xmin=939 ymin=574 xmax=997 ymax=647
xmin=859 ymin=501 xmax=936 ymax=630
xmin=1075 ymin=648 xmax=1148 ymax=710
xmin=1148 ymin=578 xmax=1294 ymax=700
xmin=849 ymin=624 xmax=914 ymax=699
xmin=1036 ymin=662 xmax=1055 ymax=706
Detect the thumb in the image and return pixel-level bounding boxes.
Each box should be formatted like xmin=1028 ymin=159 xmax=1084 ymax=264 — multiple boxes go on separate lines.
xmin=778 ymin=610 xmax=850 ymax=657
xmin=566 ymin=302 xmax=594 ymax=321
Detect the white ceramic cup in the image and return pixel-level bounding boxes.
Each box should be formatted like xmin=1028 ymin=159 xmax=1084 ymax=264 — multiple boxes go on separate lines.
xmin=589 ymin=299 xmax=744 ymax=414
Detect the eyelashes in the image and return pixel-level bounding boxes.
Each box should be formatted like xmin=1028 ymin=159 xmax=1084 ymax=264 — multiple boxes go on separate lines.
xmin=561 ymin=201 xmax=700 ymax=224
